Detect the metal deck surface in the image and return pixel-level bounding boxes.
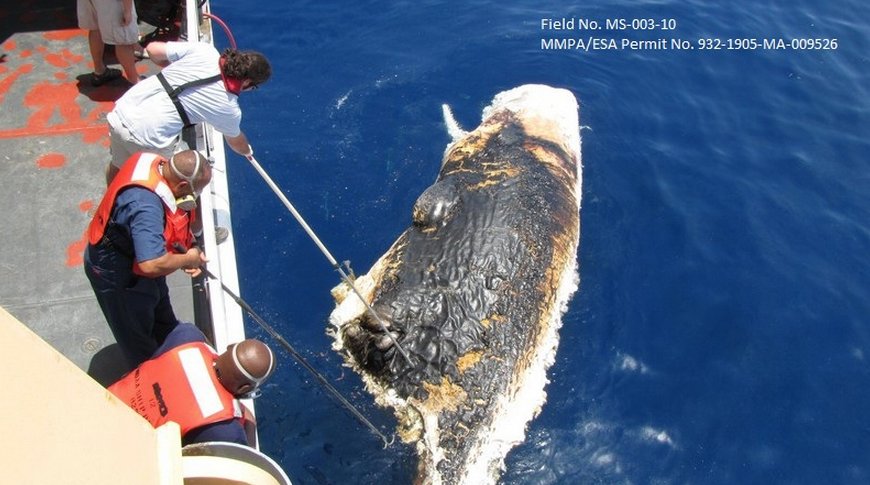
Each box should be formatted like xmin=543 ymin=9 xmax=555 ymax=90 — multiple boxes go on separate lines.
xmin=0 ymin=2 xmax=207 ymax=385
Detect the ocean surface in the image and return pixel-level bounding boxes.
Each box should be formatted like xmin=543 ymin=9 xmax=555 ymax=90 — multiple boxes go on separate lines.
xmin=210 ymin=1 xmax=869 ymax=483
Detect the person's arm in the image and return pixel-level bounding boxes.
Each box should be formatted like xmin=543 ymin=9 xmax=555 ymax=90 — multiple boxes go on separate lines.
xmin=121 ymin=188 xmax=207 ymax=277
xmin=137 ymin=247 xmax=205 ymax=277
xmin=225 ymin=133 xmax=253 ymax=157
xmin=145 ymin=42 xmax=171 ymax=67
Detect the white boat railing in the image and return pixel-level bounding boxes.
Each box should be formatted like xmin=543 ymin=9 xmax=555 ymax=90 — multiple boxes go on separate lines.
xmin=182 ymin=0 xmax=257 ymax=448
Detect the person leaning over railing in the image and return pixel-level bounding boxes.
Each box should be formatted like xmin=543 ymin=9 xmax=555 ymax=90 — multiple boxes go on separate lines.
xmin=105 ymin=41 xmax=271 ymax=185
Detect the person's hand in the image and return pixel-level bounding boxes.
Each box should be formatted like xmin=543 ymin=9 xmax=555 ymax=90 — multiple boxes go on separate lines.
xmin=244 ymin=145 xmax=254 ymax=160
xmin=182 ymin=247 xmax=208 ymax=277
xmin=122 ymin=9 xmax=133 ymax=26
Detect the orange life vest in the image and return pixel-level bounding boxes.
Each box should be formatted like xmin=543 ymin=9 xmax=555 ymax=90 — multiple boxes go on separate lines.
xmin=108 ymin=342 xmax=242 ymax=436
xmin=87 ymin=152 xmax=195 ymax=275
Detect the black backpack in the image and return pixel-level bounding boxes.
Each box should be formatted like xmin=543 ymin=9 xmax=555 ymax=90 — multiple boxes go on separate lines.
xmin=135 ymin=0 xmax=180 ymax=33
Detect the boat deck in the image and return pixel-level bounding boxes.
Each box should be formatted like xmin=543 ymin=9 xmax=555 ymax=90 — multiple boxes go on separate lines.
xmin=0 ymin=1 xmax=241 ymax=386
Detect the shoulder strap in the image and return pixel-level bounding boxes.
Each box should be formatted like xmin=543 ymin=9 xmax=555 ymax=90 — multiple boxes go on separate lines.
xmin=156 ymin=72 xmax=222 ymax=127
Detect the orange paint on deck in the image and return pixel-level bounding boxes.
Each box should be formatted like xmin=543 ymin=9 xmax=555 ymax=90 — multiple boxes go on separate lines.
xmin=0 ymin=78 xmax=113 ymax=143
xmin=25 ymin=81 xmax=86 ymax=128
xmin=45 ymin=49 xmax=84 ymax=68
xmin=0 ymin=28 xmax=127 ymax=148
xmin=0 ymin=124 xmax=109 ymax=140
xmin=43 ymin=30 xmax=85 ymax=42
xmin=66 ymin=234 xmax=87 ymax=267
xmin=0 ymin=33 xmax=117 ymax=142
xmin=0 ymin=64 xmax=34 ymax=105
xmin=37 ymin=153 xmax=66 ymax=169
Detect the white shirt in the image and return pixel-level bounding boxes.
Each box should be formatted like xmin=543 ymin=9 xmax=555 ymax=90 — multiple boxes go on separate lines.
xmin=112 ymin=42 xmax=242 ymax=149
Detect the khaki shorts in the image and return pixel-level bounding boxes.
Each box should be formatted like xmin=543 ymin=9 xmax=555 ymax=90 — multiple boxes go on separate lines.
xmin=77 ymin=0 xmax=139 ymax=45
xmin=107 ymin=111 xmax=176 ymax=168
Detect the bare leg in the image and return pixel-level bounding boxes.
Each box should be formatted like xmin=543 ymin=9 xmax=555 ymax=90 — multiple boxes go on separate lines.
xmin=115 ymin=44 xmax=139 ymax=85
xmin=87 ymin=30 xmax=106 ymax=74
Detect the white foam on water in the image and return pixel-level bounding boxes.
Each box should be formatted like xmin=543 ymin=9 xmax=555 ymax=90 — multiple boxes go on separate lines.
xmin=335 ymin=89 xmax=352 ymax=110
xmin=617 ymin=352 xmax=650 ymax=374
xmin=639 ymin=426 xmax=676 ymax=447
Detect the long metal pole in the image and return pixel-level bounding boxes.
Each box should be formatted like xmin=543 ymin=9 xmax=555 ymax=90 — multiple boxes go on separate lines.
xmin=244 ymin=155 xmax=413 ymax=366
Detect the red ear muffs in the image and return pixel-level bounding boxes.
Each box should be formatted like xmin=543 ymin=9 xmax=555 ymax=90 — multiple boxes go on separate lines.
xmin=223 ymin=76 xmax=244 ymax=95
xmin=219 ymin=56 xmax=245 ymax=95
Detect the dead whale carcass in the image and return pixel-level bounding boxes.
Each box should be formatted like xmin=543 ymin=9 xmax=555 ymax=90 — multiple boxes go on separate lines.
xmin=329 ymin=84 xmax=582 ymax=484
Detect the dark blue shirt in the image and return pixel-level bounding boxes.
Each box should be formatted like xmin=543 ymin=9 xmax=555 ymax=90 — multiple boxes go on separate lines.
xmin=153 ymin=323 xmax=209 ymax=357
xmin=86 ymin=187 xmax=169 ymax=283
xmin=119 ymin=187 xmax=169 ymax=264
xmin=110 ymin=186 xmax=168 ymax=263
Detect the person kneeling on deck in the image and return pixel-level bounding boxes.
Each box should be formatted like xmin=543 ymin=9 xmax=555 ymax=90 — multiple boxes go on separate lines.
xmin=84 ymin=150 xmax=211 ymax=369
xmin=109 ymin=323 xmax=276 ymax=446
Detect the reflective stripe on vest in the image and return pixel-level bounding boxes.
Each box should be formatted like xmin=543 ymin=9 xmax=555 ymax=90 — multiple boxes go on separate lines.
xmin=177 ymin=346 xmax=225 ymax=418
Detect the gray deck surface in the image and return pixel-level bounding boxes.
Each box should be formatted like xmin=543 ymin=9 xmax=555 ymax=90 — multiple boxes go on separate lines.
xmin=0 ymin=14 xmax=194 ymax=385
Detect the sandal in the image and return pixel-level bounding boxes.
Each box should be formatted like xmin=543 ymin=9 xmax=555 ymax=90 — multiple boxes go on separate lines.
xmin=91 ymin=67 xmax=122 ymax=86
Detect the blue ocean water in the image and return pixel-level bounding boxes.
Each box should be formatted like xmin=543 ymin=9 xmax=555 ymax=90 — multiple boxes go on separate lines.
xmin=211 ymin=1 xmax=869 ymax=483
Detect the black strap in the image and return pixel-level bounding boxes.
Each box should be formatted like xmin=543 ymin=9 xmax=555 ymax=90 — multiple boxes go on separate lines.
xmin=156 ymin=72 xmax=222 ymax=127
